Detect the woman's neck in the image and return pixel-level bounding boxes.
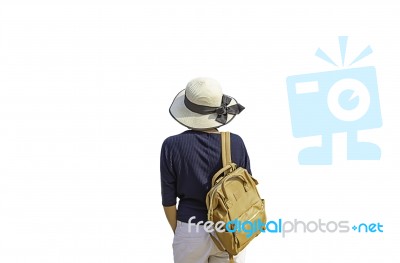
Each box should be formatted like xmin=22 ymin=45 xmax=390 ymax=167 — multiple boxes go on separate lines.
xmin=195 ymin=128 xmax=219 ymax=133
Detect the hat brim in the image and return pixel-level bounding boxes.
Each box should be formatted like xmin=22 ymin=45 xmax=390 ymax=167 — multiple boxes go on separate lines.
xmin=169 ymin=89 xmax=238 ymax=130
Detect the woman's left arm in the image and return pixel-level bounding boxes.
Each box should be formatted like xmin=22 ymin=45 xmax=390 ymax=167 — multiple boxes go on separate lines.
xmin=163 ymin=205 xmax=177 ymax=233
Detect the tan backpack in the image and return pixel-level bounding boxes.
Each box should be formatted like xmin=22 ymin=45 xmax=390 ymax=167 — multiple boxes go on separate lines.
xmin=206 ymin=132 xmax=267 ymax=262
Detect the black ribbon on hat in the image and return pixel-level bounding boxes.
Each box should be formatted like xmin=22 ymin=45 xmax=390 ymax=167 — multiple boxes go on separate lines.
xmin=184 ymin=94 xmax=245 ymax=124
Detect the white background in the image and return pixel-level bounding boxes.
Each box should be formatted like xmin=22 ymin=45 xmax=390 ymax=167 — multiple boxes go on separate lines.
xmin=1 ymin=1 xmax=399 ymax=262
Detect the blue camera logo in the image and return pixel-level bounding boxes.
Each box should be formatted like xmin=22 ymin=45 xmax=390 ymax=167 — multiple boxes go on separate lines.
xmin=287 ymin=37 xmax=382 ymax=165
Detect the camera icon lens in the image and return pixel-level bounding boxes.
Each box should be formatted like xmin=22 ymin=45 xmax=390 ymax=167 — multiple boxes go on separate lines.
xmin=327 ymin=78 xmax=371 ymax=122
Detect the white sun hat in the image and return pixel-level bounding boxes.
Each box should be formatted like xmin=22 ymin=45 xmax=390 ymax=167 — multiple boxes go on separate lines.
xmin=169 ymin=77 xmax=245 ymax=130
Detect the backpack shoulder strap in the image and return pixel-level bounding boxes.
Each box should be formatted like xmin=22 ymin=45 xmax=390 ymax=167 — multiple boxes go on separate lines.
xmin=221 ymin=132 xmax=232 ymax=167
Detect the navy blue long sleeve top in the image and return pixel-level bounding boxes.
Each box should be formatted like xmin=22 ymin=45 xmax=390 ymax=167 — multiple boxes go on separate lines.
xmin=160 ymin=130 xmax=251 ymax=223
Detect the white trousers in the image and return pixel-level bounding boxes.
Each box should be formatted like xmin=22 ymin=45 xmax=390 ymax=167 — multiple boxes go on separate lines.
xmin=173 ymin=221 xmax=246 ymax=263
